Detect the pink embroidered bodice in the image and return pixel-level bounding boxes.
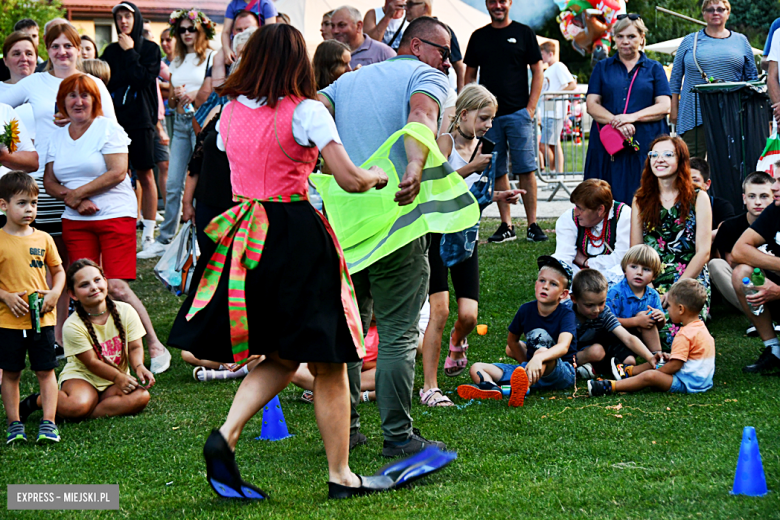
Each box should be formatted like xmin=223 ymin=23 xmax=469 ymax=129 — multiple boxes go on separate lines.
xmin=220 ymin=96 xmax=318 ymax=200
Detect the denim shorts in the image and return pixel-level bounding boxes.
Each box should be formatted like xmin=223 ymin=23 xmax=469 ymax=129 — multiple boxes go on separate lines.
xmin=669 ymin=375 xmax=688 ymax=394
xmin=485 ymin=107 xmax=537 ymax=177
xmin=540 ymin=117 xmax=564 ymax=145
xmin=493 ymin=358 xmax=575 ymax=390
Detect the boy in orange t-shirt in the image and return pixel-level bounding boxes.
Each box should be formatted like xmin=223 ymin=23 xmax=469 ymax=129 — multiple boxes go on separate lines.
xmin=0 ymin=172 xmax=64 ymax=444
xmin=589 ymin=279 xmax=715 ymax=396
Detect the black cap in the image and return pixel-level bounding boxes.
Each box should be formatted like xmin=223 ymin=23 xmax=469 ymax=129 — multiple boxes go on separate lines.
xmin=537 ymin=255 xmax=573 ymax=288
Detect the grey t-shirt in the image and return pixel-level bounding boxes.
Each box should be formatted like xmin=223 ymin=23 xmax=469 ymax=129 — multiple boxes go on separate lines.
xmin=320 ymin=56 xmax=449 ymax=180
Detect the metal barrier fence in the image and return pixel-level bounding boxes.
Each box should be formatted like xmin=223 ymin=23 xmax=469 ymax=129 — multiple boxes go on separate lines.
xmin=535 ymin=91 xmax=589 ymax=201
xmin=507 ymin=91 xmax=589 ymax=201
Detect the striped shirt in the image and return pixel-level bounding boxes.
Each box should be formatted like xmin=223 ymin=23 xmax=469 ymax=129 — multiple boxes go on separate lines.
xmin=670 ymin=320 xmax=715 ymax=393
xmin=669 ymin=30 xmax=758 ymax=135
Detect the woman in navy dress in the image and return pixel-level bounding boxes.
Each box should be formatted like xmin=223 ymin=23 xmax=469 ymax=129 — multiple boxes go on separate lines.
xmin=584 ymin=15 xmax=671 ymax=204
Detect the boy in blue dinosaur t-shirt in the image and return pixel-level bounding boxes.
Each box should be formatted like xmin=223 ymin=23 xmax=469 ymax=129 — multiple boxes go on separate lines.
xmin=457 ymin=256 xmax=577 ymax=407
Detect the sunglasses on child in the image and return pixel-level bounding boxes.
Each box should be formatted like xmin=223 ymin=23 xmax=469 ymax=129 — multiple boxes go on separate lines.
xmin=178 ymin=26 xmax=199 ymax=34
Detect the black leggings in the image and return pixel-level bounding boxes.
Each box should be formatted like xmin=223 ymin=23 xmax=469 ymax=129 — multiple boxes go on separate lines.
xmin=428 ymin=233 xmax=480 ymax=301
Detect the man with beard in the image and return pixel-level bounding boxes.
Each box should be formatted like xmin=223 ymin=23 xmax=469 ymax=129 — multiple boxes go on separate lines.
xmin=464 ymin=0 xmax=545 ymax=243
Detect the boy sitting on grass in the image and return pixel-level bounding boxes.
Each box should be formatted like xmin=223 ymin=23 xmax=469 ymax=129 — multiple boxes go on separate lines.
xmin=606 ymin=244 xmax=665 ymax=358
xmin=570 ymin=269 xmax=660 ymax=380
xmin=457 ymin=256 xmax=577 ymax=407
xmin=589 ymin=278 xmax=714 ymax=396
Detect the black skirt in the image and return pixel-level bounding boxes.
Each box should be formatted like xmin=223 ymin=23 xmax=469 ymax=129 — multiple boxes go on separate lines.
xmin=168 ymin=201 xmax=360 ymax=365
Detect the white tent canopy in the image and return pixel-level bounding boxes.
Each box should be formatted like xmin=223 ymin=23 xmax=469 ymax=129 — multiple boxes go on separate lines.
xmin=275 ymin=0 xmax=556 ymax=55
xmin=645 ymin=36 xmax=762 ymax=56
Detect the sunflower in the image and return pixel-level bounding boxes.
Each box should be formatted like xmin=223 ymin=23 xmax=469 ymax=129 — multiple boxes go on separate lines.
xmin=0 ymin=119 xmax=20 ymax=153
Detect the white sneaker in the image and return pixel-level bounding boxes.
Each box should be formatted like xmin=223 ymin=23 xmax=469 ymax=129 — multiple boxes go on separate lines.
xmin=139 ymin=236 xmax=155 ymax=252
xmin=137 ymin=241 xmax=168 ymax=259
xmin=155 ymin=212 xmax=164 ymax=223
xmin=149 ymin=348 xmax=171 ymax=374
xmin=576 ymin=362 xmax=596 ymax=380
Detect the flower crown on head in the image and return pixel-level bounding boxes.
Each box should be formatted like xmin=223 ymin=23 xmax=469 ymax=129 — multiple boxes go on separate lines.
xmin=169 ymin=8 xmax=216 ymax=40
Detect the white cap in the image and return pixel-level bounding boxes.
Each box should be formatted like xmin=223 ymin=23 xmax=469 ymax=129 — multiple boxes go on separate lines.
xmin=112 ymin=3 xmax=135 ymax=13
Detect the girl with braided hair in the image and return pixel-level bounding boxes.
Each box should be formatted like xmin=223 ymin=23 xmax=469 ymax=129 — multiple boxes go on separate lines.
xmin=49 ymin=259 xmax=153 ymax=420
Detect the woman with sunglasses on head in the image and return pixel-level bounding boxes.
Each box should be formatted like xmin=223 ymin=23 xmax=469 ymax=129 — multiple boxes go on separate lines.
xmin=139 ymin=9 xmax=214 ymax=260
xmin=630 ymin=136 xmax=712 ymax=349
xmin=584 ymin=14 xmax=671 ymax=205
xmin=669 ymin=0 xmax=757 ymax=157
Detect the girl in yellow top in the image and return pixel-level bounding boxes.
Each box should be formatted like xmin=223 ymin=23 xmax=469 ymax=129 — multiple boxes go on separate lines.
xmin=56 ymin=259 xmax=154 ymax=420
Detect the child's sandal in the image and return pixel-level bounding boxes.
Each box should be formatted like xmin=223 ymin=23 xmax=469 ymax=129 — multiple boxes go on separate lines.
xmin=419 ymin=387 xmax=454 ymax=407
xmin=444 ymin=331 xmax=469 ymax=377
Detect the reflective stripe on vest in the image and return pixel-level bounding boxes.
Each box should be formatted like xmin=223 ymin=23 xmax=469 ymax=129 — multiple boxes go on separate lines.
xmin=311 ymin=122 xmax=480 ymax=273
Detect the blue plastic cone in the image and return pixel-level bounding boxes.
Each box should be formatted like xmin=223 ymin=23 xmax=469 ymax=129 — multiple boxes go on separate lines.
xmin=731 ymin=426 xmax=768 ymax=496
xmin=255 ymin=395 xmax=293 ymax=441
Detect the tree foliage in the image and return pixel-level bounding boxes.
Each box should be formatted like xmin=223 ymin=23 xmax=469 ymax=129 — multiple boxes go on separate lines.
xmin=0 ymin=0 xmax=65 ymax=59
xmin=537 ymin=0 xmax=780 ymax=82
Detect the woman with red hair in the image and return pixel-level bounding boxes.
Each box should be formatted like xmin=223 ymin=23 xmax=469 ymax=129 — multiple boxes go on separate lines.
xmin=43 ymin=75 xmax=160 ymax=373
xmin=630 ymin=136 xmax=712 ymax=348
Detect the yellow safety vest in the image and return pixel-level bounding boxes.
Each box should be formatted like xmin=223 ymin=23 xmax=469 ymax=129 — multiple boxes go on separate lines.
xmin=311 ymin=122 xmax=480 ymax=273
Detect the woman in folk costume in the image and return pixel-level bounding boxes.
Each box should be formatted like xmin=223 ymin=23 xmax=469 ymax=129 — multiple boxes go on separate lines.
xmin=552 ymin=179 xmax=631 ymax=285
xmin=167 ymin=24 xmax=390 ymax=499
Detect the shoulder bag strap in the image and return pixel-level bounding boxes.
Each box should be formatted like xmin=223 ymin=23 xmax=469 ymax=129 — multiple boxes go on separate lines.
xmin=596 ymin=66 xmax=640 ymax=133
xmin=692 ymin=31 xmax=709 ymax=81
xmin=386 ymin=14 xmax=407 ymax=48
xmin=205 ymin=51 xmax=213 ymax=77
xmin=622 ymin=67 xmax=640 ymax=114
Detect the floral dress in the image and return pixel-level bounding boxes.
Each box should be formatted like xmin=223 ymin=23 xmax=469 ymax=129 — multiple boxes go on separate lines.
xmin=643 ymin=196 xmax=710 ymax=349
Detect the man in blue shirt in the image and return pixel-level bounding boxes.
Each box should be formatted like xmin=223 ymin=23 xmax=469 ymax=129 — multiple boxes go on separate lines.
xmin=319 ymin=17 xmax=450 ymax=458
xmin=762 ymin=17 xmax=780 ymax=71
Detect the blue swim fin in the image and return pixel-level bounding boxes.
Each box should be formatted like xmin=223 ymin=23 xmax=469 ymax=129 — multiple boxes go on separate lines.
xmin=374 ymin=447 xmax=457 ymax=488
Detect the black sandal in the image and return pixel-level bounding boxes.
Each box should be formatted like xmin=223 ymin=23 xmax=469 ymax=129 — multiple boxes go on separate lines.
xmin=327 ymin=475 xmax=394 ymax=499
xmin=203 ymin=429 xmax=268 ymax=500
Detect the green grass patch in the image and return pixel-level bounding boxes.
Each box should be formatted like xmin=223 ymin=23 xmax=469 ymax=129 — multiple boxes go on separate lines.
xmin=2 ymin=218 xmax=779 ymax=519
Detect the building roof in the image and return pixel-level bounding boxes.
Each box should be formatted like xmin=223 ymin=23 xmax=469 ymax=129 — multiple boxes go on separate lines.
xmin=62 ymin=1 xmax=226 ymax=23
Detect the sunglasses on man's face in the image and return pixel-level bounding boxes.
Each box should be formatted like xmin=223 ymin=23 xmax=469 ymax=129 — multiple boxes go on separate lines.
xmin=178 ymin=26 xmax=198 ymax=34
xmin=616 ymin=13 xmax=641 ymax=21
xmin=419 ymin=38 xmax=451 ymax=61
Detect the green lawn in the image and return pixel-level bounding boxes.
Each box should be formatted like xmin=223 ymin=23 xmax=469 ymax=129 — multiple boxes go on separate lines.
xmin=2 ymin=219 xmax=780 ymax=519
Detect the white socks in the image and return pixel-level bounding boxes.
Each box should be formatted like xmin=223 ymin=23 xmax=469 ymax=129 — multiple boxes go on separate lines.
xmin=142 ymin=219 xmax=156 ymax=241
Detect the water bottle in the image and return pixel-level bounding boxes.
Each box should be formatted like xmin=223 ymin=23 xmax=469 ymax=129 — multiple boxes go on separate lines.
xmin=182 ymin=103 xmax=195 ymax=116
xmin=501 ymin=385 xmax=511 ymax=397
xmin=742 ymin=278 xmax=764 ymax=316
